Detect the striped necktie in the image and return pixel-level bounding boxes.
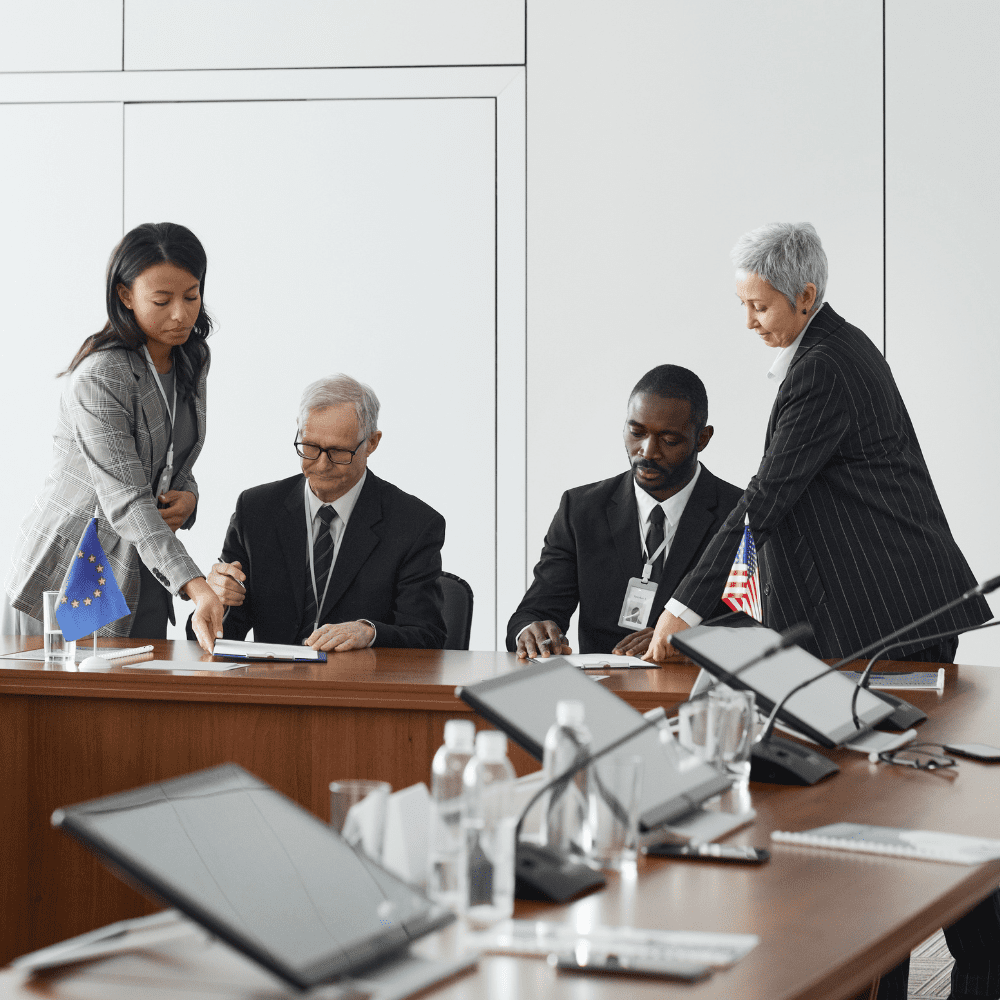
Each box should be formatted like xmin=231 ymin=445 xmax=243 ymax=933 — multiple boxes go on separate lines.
xmin=301 ymin=505 xmax=337 ymax=638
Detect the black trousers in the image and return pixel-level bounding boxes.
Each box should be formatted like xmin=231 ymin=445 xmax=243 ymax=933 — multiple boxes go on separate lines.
xmin=128 ymin=561 xmax=174 ymax=640
xmin=875 ymin=638 xmax=1000 ymax=1000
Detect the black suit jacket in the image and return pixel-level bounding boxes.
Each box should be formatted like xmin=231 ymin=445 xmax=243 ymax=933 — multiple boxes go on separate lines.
xmin=673 ymin=303 xmax=991 ymax=658
xmin=506 ymin=465 xmax=743 ymax=653
xmin=217 ymin=471 xmax=447 ymax=648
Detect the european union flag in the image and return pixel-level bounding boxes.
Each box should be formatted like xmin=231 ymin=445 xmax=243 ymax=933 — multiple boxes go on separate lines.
xmin=55 ymin=518 xmax=130 ymax=641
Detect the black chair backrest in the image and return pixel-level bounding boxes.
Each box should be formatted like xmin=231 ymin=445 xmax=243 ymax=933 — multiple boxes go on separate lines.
xmin=439 ymin=571 xmax=474 ymax=650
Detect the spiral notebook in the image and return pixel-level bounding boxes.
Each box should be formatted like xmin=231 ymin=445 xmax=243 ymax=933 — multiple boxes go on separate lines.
xmin=771 ymin=823 xmax=1000 ymax=865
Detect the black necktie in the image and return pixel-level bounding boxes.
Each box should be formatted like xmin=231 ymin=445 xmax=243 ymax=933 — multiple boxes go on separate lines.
xmin=301 ymin=505 xmax=337 ymax=638
xmin=645 ymin=505 xmax=666 ymax=581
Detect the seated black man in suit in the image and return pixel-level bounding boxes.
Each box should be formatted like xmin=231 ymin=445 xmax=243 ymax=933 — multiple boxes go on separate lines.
xmin=203 ymin=373 xmax=447 ymax=652
xmin=506 ymin=365 xmax=743 ymax=659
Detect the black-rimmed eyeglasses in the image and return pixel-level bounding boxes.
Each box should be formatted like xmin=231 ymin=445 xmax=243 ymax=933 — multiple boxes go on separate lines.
xmin=294 ymin=437 xmax=367 ymax=466
xmin=876 ymin=743 xmax=957 ymax=771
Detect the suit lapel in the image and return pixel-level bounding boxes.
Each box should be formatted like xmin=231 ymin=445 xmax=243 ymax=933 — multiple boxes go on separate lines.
xmin=128 ymin=350 xmax=167 ymax=479
xmin=606 ymin=472 xmax=642 ymax=580
xmin=278 ymin=478 xmax=309 ymax=615
xmin=318 ymin=474 xmax=382 ymax=621
xmin=655 ymin=469 xmax=718 ymax=608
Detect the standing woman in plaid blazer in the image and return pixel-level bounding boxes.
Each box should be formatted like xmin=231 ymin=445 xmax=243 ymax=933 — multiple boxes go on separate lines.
xmin=4 ymin=223 xmax=224 ymax=652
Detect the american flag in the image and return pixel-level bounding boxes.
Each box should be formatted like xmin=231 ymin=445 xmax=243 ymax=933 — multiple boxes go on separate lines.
xmin=722 ymin=515 xmax=762 ymax=622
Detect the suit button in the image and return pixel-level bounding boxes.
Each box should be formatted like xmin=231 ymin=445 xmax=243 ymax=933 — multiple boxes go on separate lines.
xmin=763 ymin=583 xmax=771 ymax=597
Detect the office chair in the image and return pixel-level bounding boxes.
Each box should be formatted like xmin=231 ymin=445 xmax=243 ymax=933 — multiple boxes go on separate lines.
xmin=439 ymin=571 xmax=474 ymax=650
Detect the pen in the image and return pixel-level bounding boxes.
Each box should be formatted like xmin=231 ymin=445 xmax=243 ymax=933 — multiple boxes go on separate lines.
xmin=217 ymin=556 xmax=246 ymax=624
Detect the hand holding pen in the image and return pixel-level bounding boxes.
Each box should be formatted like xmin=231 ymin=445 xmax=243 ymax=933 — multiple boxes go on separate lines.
xmin=207 ymin=559 xmax=247 ymax=621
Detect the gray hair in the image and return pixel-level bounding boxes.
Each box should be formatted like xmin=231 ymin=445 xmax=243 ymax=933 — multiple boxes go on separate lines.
xmin=731 ymin=222 xmax=828 ymax=311
xmin=297 ymin=374 xmax=380 ymax=440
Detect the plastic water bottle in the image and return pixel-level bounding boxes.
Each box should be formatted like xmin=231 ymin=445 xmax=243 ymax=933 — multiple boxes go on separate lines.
xmin=541 ymin=699 xmax=596 ymax=857
xmin=461 ymin=730 xmax=516 ymax=927
xmin=428 ymin=719 xmax=476 ymax=908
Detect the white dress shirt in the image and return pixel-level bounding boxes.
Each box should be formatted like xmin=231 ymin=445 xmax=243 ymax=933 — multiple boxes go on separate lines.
xmin=633 ymin=462 xmax=702 ymax=572
xmin=304 ymin=471 xmax=375 ymax=643
xmin=765 ymin=304 xmax=822 ymax=387
xmin=665 ymin=305 xmax=823 ymax=627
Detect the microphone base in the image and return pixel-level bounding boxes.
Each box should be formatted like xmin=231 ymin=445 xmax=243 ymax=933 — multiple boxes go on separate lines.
xmin=514 ymin=842 xmax=606 ymax=902
xmin=873 ymin=692 xmax=928 ymax=729
xmin=750 ymin=736 xmax=839 ymax=786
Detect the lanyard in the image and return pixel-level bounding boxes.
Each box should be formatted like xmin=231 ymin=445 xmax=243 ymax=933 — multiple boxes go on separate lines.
xmin=142 ymin=347 xmax=177 ymax=496
xmin=304 ymin=488 xmax=337 ymax=632
xmin=641 ymin=530 xmax=669 ymax=584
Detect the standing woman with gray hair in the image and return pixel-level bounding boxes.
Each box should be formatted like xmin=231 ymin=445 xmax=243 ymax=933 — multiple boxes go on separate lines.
xmin=645 ymin=222 xmax=996 ymax=1000
xmin=4 ymin=223 xmax=224 ymax=652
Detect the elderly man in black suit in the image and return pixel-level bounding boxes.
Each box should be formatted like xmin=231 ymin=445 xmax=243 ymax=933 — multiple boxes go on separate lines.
xmin=507 ymin=365 xmax=743 ymax=660
xmin=205 ymin=374 xmax=446 ymax=651
xmin=646 ymin=223 xmax=996 ymax=1000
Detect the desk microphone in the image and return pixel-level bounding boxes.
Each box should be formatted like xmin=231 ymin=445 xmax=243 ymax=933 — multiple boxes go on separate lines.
xmin=513 ymin=707 xmax=667 ymax=903
xmin=848 ymin=618 xmax=1000 ymax=730
xmin=830 ymin=573 xmax=1000 ymax=729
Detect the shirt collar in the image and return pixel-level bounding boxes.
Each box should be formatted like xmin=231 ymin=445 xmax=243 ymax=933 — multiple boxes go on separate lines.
xmin=304 ymin=470 xmax=367 ymax=526
xmin=766 ymin=305 xmax=823 ymax=386
xmin=633 ymin=462 xmax=702 ymax=528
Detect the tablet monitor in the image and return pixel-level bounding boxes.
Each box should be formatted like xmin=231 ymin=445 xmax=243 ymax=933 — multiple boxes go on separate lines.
xmin=457 ymin=660 xmax=732 ymax=831
xmin=670 ymin=623 xmax=894 ymax=747
xmin=52 ymin=765 xmax=453 ymax=990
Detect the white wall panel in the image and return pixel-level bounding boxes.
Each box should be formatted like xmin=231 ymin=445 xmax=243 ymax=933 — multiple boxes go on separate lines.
xmin=527 ymin=1 xmax=882 ymax=649
xmin=887 ymin=1 xmax=1000 ymax=665
xmin=124 ymin=98 xmax=498 ymax=648
xmin=124 ymin=0 xmax=524 ymax=71
xmin=0 ymin=103 xmax=123 ymax=591
xmin=0 ymin=1 xmax=122 ymax=72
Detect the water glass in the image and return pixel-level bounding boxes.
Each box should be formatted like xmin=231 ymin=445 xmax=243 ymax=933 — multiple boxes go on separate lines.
xmin=329 ymin=779 xmax=390 ymax=861
xmin=42 ymin=591 xmax=76 ymax=663
xmin=590 ymin=754 xmax=643 ymax=869
xmin=678 ymin=686 xmax=756 ymax=782
xmin=709 ymin=686 xmax=757 ymax=782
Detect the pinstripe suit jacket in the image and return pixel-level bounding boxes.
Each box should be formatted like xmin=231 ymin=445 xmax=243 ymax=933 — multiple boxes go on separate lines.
xmin=5 ymin=348 xmax=206 ymax=634
xmin=672 ymin=303 xmax=990 ymax=659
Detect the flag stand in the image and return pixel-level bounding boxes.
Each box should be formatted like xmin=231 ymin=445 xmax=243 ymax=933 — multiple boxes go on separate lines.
xmin=92 ymin=631 xmax=98 ymax=657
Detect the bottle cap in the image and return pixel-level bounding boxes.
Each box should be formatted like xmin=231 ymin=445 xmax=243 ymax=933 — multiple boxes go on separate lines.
xmin=444 ymin=719 xmax=475 ymax=752
xmin=475 ymin=730 xmax=508 ymax=762
xmin=556 ymin=699 xmax=585 ymax=727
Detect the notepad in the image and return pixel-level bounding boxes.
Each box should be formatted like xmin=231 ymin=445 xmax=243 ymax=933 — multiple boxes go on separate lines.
xmin=771 ymin=823 xmax=1000 ymax=865
xmin=212 ymin=639 xmax=326 ymax=662
xmin=841 ymin=669 xmax=945 ymax=692
xmin=562 ymin=653 xmax=649 ymax=669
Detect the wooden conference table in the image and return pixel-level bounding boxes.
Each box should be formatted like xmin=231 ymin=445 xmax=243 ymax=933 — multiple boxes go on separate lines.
xmin=0 ymin=637 xmax=692 ymax=963
xmin=1 ymin=639 xmax=999 ymax=1000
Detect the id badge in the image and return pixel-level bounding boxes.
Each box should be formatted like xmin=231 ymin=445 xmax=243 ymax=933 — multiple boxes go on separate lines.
xmin=618 ymin=577 xmax=658 ymax=631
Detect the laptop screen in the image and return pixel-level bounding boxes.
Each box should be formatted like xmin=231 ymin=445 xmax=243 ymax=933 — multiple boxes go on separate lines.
xmin=458 ymin=660 xmax=732 ymax=831
xmin=52 ymin=765 xmax=452 ymax=989
xmin=670 ymin=624 xmax=894 ymax=746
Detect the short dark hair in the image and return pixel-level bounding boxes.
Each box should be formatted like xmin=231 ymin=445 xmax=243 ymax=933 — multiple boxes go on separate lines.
xmin=629 ymin=365 xmax=708 ymax=431
xmin=62 ymin=222 xmax=212 ymax=400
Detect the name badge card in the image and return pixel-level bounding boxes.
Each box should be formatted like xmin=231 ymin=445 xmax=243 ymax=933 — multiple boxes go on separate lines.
xmin=618 ymin=577 xmax=658 ymax=631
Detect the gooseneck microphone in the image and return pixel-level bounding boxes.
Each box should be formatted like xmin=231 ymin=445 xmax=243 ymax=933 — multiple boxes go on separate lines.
xmin=848 ymin=618 xmax=1000 ymax=729
xmin=512 ymin=707 xmax=667 ymax=903
xmin=754 ymin=574 xmax=1000 ymax=753
xmin=828 ymin=574 xmax=1000 ymax=673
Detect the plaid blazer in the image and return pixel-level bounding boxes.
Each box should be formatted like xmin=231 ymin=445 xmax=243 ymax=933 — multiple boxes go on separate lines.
xmin=6 ymin=347 xmax=207 ymax=634
xmin=671 ymin=303 xmax=990 ymax=659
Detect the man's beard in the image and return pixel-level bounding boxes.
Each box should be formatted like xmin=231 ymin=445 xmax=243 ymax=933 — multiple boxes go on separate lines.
xmin=631 ymin=451 xmax=697 ymax=493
